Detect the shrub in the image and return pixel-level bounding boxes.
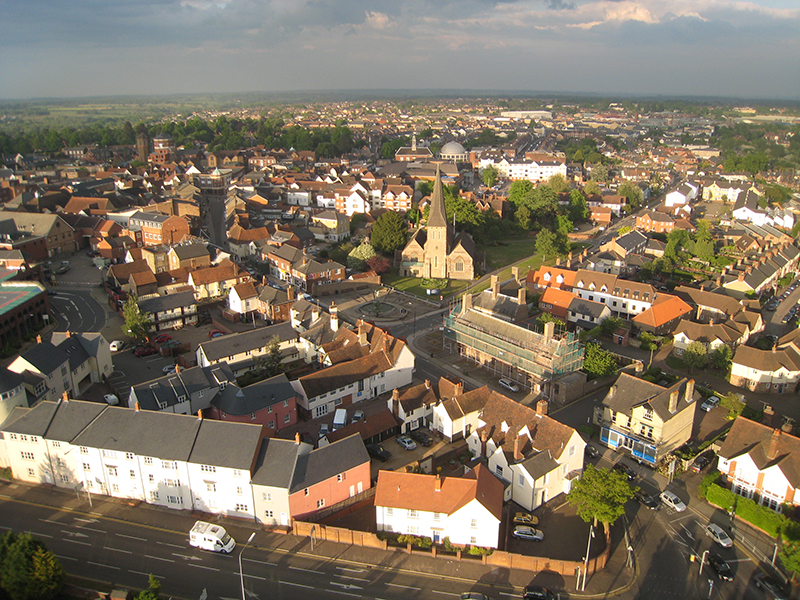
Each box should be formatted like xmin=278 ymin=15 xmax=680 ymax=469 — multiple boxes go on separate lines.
xmin=467 ymin=545 xmax=494 ymax=556
xmin=697 ymin=472 xmax=720 ymax=499
xmin=578 ymin=425 xmax=595 ymax=438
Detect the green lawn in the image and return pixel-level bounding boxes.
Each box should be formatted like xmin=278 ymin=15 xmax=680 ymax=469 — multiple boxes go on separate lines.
xmin=383 ymin=272 xmax=470 ymax=299
xmin=480 ymin=238 xmax=537 ymax=270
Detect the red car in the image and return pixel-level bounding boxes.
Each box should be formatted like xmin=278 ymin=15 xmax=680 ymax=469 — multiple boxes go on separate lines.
xmin=134 ymin=345 xmax=158 ymax=357
xmin=153 ymin=334 xmax=172 ymax=344
xmin=209 ymin=329 xmax=225 ymax=339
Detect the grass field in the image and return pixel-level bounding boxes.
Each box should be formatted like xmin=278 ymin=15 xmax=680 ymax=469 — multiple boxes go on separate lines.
xmin=383 ymin=272 xmax=470 ymax=299
xmin=481 ymin=238 xmax=537 ymax=270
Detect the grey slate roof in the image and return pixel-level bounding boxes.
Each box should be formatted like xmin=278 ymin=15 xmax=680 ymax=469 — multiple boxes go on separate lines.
xmin=290 ymin=434 xmax=369 ymax=493
xmin=172 ymin=243 xmax=209 ymax=260
xmin=19 ymin=342 xmax=68 ymax=375
xmin=601 ymin=372 xmax=697 ymax=423
xmin=132 ymin=364 xmax=235 ymax=411
xmin=250 ymin=437 xmax=309 ymax=488
xmin=0 ymin=367 xmax=24 ymax=395
xmin=520 ymin=450 xmax=560 ymax=480
xmin=211 ymin=374 xmax=296 ymax=416
xmin=189 ymin=419 xmax=263 ymax=470
xmin=56 ymin=336 xmax=91 ymax=371
xmin=139 ymin=291 xmax=196 ymax=314
xmin=568 ymin=297 xmax=608 ymax=319
xmin=197 ymin=322 xmax=296 ymax=363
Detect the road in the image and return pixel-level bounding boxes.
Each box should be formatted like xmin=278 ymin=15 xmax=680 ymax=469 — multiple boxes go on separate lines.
xmin=49 ymin=287 xmax=108 ymax=333
xmin=0 ymin=499 xmax=509 ymax=600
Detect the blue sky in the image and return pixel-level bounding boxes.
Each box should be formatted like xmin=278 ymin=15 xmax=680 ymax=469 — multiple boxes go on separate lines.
xmin=0 ymin=0 xmax=798 ymax=100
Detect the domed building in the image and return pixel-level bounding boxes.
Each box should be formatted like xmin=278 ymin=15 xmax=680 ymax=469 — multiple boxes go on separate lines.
xmin=439 ymin=141 xmax=468 ymax=163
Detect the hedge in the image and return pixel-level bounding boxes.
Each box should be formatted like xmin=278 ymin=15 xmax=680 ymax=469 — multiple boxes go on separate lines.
xmin=706 ymin=483 xmax=788 ymax=537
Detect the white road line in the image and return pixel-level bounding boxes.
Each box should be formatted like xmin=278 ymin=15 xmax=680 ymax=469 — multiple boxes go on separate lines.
xmin=242 ymin=574 xmax=267 ymax=581
xmin=335 ymin=575 xmax=370 ymax=582
xmin=499 ymin=594 xmax=517 ymax=598
xmin=189 ymin=564 xmax=220 ymax=572
xmin=280 ymin=581 xmax=314 ymax=590
xmin=103 ymin=547 xmax=132 ymax=554
xmin=386 ymin=584 xmax=420 ymax=591
xmin=74 ymin=518 xmax=96 ymax=523
xmin=337 ymin=567 xmax=368 ymax=573
xmin=79 ymin=527 xmax=105 ymax=534
xmin=727 ymin=558 xmax=753 ymax=563
xmin=145 ymin=555 xmax=174 ymax=563
xmin=117 ymin=534 xmax=147 ymax=541
xmin=157 ymin=541 xmax=184 ymax=549
xmin=289 ymin=566 xmax=324 ymax=575
xmin=325 ymin=590 xmax=361 ymax=598
xmin=39 ymin=519 xmax=61 ymax=525
xmin=243 ymin=558 xmax=277 ymax=566
xmin=129 ymin=571 xmax=165 ymax=579
xmin=56 ymin=555 xmax=78 ymax=561
xmin=26 ymin=531 xmax=52 ymax=538
xmin=432 ymin=592 xmax=460 ymax=597
xmin=88 ymin=561 xmax=120 ymax=570
xmin=64 ymin=539 xmax=90 ymax=546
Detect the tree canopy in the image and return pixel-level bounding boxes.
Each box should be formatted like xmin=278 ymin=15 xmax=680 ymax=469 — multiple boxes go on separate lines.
xmin=583 ymin=342 xmax=618 ymax=379
xmin=370 ymin=211 xmax=408 ymax=255
xmin=481 ymin=165 xmax=499 ymax=188
xmin=682 ymin=341 xmax=709 ymax=373
xmin=122 ymin=296 xmax=152 ymax=341
xmin=0 ymin=532 xmax=65 ymax=600
xmin=567 ymin=464 xmax=634 ymax=533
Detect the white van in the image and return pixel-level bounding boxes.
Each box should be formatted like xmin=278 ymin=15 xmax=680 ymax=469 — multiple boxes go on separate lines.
xmin=332 ymin=408 xmax=347 ymax=431
xmin=189 ymin=521 xmax=236 ymax=554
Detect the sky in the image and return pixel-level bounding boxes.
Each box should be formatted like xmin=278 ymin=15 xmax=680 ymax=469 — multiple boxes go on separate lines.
xmin=1 ymin=0 xmax=799 ymax=101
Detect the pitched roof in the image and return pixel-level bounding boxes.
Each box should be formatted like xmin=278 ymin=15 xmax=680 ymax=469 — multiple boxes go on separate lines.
xmin=290 ymin=434 xmax=369 ymax=493
xmin=632 ymin=295 xmax=693 ymax=328
xmin=427 ymin=164 xmax=449 ymax=229
xmin=539 ymin=287 xmax=577 ymax=311
xmin=732 ymin=345 xmax=800 ymax=373
xmin=601 ymin=372 xmax=697 ymax=423
xmin=718 ymin=418 xmax=800 ymax=488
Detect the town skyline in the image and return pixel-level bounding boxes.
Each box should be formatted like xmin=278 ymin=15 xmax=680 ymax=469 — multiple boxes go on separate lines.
xmin=1 ymin=0 xmax=798 ymax=101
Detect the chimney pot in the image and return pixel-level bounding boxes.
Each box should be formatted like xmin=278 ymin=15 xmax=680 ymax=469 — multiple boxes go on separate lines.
xmin=62 ymin=391 xmax=69 ymax=403
xmin=65 ymin=330 xmax=71 ymax=338
xmin=197 ymin=410 xmax=202 ymax=420
xmin=135 ymin=402 xmax=140 ymax=412
xmin=434 ymin=474 xmax=441 ymax=491
xmin=36 ymin=335 xmax=42 ymax=344
xmin=425 ymin=379 xmax=431 ymax=390
xmin=295 ymin=432 xmax=301 ymax=444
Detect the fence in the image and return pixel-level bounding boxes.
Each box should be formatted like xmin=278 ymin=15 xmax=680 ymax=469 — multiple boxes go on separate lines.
xmin=304 ymin=487 xmax=375 ymax=523
xmin=292 ymin=521 xmax=388 ymax=550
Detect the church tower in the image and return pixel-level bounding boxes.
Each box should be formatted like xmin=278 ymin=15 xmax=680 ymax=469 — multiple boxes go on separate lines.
xmin=424 ymin=165 xmax=453 ymax=279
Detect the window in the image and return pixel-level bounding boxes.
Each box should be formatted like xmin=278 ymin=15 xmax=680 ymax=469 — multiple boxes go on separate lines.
xmin=59 ymin=474 xmax=69 ymax=483
xmin=148 ymin=474 xmax=155 ymax=483
xmin=126 ymin=452 xmax=134 ymax=461
xmin=144 ymin=457 xmax=153 ymax=465
xmin=407 ymin=525 xmax=419 ymax=535
xmin=470 ymin=536 xmax=477 ymax=545
xmin=167 ymin=495 xmax=182 ymax=505
xmin=317 ymin=499 xmax=325 ymax=508
xmin=150 ymin=491 xmax=160 ymax=501
xmin=268 ymin=421 xmax=275 ymax=429
xmin=103 ymin=450 xmax=117 ymax=458
xmin=265 ymin=510 xmax=274 ymax=519
xmin=495 ymin=465 xmax=503 ymax=478
xmin=283 ymin=399 xmax=289 ymax=408
xmin=80 ymin=447 xmax=88 ymax=455
xmin=284 ymin=413 xmax=291 ymax=424
xmin=161 ymin=461 xmax=177 ymax=470
xmin=20 ymin=451 xmax=34 ymax=461
xmin=518 ymin=474 xmax=525 ymax=487
xmin=206 ymin=483 xmax=216 ymax=493
xmin=250 ymin=413 xmax=257 ymax=420
xmin=28 ymin=468 xmax=35 ymax=477
xmin=470 ymin=519 xmax=478 ymax=528
xmin=235 ymin=503 xmax=248 ymax=512
xmin=643 ymin=408 xmax=653 ymax=421
xmin=263 ymin=492 xmax=272 ymax=502
xmin=30 ymin=436 xmax=37 ymax=443
xmin=201 ymin=465 xmax=216 ymax=473
xmin=112 ymin=484 xmax=120 ymax=492
xmin=130 ymin=470 xmax=136 ymax=479
xmin=569 ymin=445 xmax=575 ymax=457
xmin=237 ymin=487 xmax=243 ymax=496
xmin=304 ymin=488 xmax=309 ymax=496
xmin=408 ymin=509 xmax=419 ymax=519
xmin=107 ymin=466 xmax=117 ymax=477
xmin=386 ymin=508 xmax=393 ymax=517
xmin=82 ymin=463 xmax=91 ymax=471
xmin=267 ymin=406 xmax=273 ymax=414
xmin=8 ymin=433 xmax=16 ymax=441
xmin=433 ymin=512 xmax=440 ymax=521
xmin=233 ymin=469 xmax=241 ymax=478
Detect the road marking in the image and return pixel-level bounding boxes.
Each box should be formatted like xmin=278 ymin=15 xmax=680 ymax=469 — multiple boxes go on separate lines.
xmin=26 ymin=530 xmax=52 ymax=538
xmin=157 ymin=541 xmax=184 ymax=549
xmin=244 ymin=558 xmax=276 ymax=566
xmin=145 ymin=555 xmax=174 ymax=563
xmin=79 ymin=527 xmax=105 ymax=534
xmin=242 ymin=574 xmax=267 ymax=581
xmin=56 ymin=555 xmax=78 ymax=561
xmin=74 ymin=518 xmax=98 ymax=523
xmin=172 ymin=553 xmax=202 ymax=561
xmin=337 ymin=567 xmax=368 ymax=573
xmin=727 ymin=558 xmax=753 ymax=563
xmin=432 ymin=592 xmax=460 ymax=597
xmin=88 ymin=561 xmax=120 ymax=570
xmin=335 ymin=575 xmax=370 ymax=582
xmin=64 ymin=539 xmax=90 ymax=546
xmin=289 ymin=566 xmax=324 ymax=575
xmin=103 ymin=547 xmax=132 ymax=554
xmin=499 ymin=594 xmax=517 ymax=598
xmin=117 ymin=534 xmax=147 ymax=541
xmin=39 ymin=519 xmax=61 ymax=525
xmin=326 ymin=590 xmax=362 ymax=598
xmin=280 ymin=581 xmax=313 ymax=590
xmin=189 ymin=564 xmax=220 ymax=572
xmin=386 ymin=584 xmax=420 ymax=591
xmin=129 ymin=571 xmax=165 ymax=579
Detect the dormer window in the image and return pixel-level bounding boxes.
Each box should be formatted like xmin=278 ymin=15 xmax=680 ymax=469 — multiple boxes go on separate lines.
xmin=543 ymin=272 xmax=551 ymax=281
xmin=219 ymin=382 xmax=227 ymax=390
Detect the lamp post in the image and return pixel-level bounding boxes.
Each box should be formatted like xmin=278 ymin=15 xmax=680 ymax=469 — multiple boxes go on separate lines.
xmin=239 ymin=532 xmax=256 ymax=600
xmin=581 ymin=524 xmax=595 ymax=591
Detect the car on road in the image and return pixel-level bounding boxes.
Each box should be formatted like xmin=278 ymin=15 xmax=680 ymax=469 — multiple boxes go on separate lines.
xmin=705 ymin=523 xmax=733 ymax=548
xmin=109 ymin=340 xmax=125 ymax=352
xmin=701 ymin=396 xmax=720 ymax=412
xmin=55 ymin=265 xmax=70 ymax=275
xmin=522 ymin=586 xmax=555 ymax=600
xmin=153 ymin=334 xmax=171 ymax=344
xmin=103 ymin=394 xmax=119 ymax=406
xmin=691 ymin=455 xmax=710 ymax=473
xmin=410 ymin=428 xmax=434 ymax=447
xmin=134 ymin=345 xmax=157 ymax=357
xmin=584 ymin=444 xmax=599 ymax=459
xmin=396 ymin=436 xmax=417 ymax=451
xmin=47 ymin=289 xmax=57 ymax=296
xmin=613 ymin=462 xmax=637 ymax=481
xmin=634 ymin=489 xmax=660 ymax=510
xmin=513 ymin=512 xmax=539 ymax=525
xmin=708 ymin=555 xmax=733 ymax=582
xmin=512 ymin=526 xmax=544 ymax=541
xmin=366 ymin=444 xmax=391 ymax=462
xmin=209 ymin=329 xmax=225 ymax=339
xmin=498 ymin=378 xmax=520 ymax=393
xmin=754 ymin=572 xmax=788 ymax=600
xmin=460 ymin=594 xmax=491 ymax=600
xmin=660 ymin=490 xmax=687 ymax=512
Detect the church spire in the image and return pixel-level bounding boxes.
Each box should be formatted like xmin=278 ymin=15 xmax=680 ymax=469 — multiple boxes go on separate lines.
xmin=427 ymin=164 xmax=448 ymax=229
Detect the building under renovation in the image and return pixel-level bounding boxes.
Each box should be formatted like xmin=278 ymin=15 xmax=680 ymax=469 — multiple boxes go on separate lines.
xmin=444 ymin=293 xmax=585 ymax=403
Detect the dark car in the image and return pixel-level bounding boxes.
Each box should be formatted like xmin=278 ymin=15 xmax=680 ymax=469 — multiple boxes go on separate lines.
xmin=708 ymin=555 xmax=733 ymax=582
xmin=410 ymin=429 xmax=434 ymax=447
xmin=613 ymin=462 xmax=636 ymax=481
xmin=366 ymin=444 xmax=391 ymax=462
xmin=134 ymin=345 xmax=157 ymax=357
xmin=55 ymin=265 xmax=70 ymax=275
xmin=754 ymin=572 xmax=788 ymax=600
xmin=522 ymin=586 xmax=555 ymax=600
xmin=153 ymin=334 xmax=171 ymax=344
xmin=634 ymin=489 xmax=660 ymax=510
xmin=691 ymin=455 xmax=710 ymax=473
xmin=584 ymin=444 xmax=599 ymax=459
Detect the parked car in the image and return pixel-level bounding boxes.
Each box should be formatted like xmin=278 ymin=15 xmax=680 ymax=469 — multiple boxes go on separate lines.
xmin=153 ymin=334 xmax=172 ymax=344
xmin=584 ymin=444 xmax=599 ymax=459
xmin=319 ymin=424 xmax=329 ymax=438
xmin=460 ymin=594 xmax=490 ymax=600
xmin=754 ymin=573 xmax=788 ymax=600
xmin=366 ymin=444 xmax=391 ymax=462
xmin=513 ymin=512 xmax=539 ymax=525
xmin=498 ymin=378 xmax=520 ymax=393
xmin=707 ymin=555 xmax=733 ymax=581
xmin=522 ymin=586 xmax=555 ymax=600
xmin=691 ymin=455 xmax=710 ymax=473
xmin=701 ymin=396 xmax=720 ymax=412
xmin=209 ymin=329 xmax=225 ymax=339
xmin=705 ymin=523 xmax=733 ymax=548
xmin=613 ymin=462 xmax=637 ymax=481
xmin=410 ymin=429 xmax=434 ymax=447
xmin=134 ymin=345 xmax=157 ymax=357
xmin=109 ymin=340 xmax=125 ymax=352
xmin=55 ymin=265 xmax=70 ymax=275
xmin=634 ymin=490 xmax=660 ymax=510
xmin=659 ymin=491 xmax=687 ymax=512
xmin=512 ymin=526 xmax=544 ymax=541
xmin=47 ymin=289 xmax=57 ymax=296
xmin=163 ymin=364 xmax=178 ymax=374
xmin=396 ymin=436 xmax=417 ymax=451
xmin=351 ymin=410 xmax=365 ymax=424
xmin=103 ymin=394 xmax=119 ymax=406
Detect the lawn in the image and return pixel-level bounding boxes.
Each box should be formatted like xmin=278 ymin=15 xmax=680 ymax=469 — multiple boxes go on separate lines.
xmin=383 ymin=272 xmax=470 ymax=299
xmin=480 ymin=238 xmax=537 ymax=270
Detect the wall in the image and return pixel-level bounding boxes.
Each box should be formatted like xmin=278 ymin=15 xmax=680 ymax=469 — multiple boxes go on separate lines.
xmin=293 ymin=521 xmax=389 ymax=550
xmin=313 ymin=275 xmax=380 ymax=297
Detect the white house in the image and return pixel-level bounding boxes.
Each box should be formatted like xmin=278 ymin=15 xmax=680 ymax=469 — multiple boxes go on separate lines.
xmin=228 ymin=282 xmax=261 ymax=316
xmin=374 ymin=465 xmax=504 ymax=547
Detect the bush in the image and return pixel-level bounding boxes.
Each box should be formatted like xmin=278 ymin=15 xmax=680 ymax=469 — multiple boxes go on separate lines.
xmin=578 ymin=425 xmax=595 ymax=438
xmin=705 ymin=484 xmax=788 ymax=537
xmin=698 ymin=472 xmax=720 ymax=499
xmin=467 ymin=545 xmax=494 ymax=556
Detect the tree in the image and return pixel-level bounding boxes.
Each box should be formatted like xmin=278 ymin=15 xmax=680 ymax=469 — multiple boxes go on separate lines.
xmin=556 ymin=215 xmax=573 ymax=236
xmin=370 ymin=211 xmax=408 ymax=255
xmin=122 ymin=296 xmax=151 ymax=341
xmin=366 ymin=255 xmax=391 ymax=275
xmin=710 ymin=345 xmax=733 ymax=372
xmin=567 ymin=464 xmax=634 ymax=535
xmin=682 ymin=341 xmax=708 ymax=373
xmin=508 ymin=180 xmax=534 ymax=208
xmin=347 ymin=241 xmax=376 ymax=271
xmin=568 ymin=189 xmax=589 ymax=222
xmin=481 ymin=165 xmax=499 ymax=188
xmin=617 ymin=181 xmax=644 ymax=212
xmin=590 ymin=164 xmax=609 ymax=183
xmin=0 ymin=532 xmax=65 ymax=600
xmin=256 ymin=335 xmax=285 ymax=378
xmin=535 ymin=229 xmax=559 ymax=259
xmin=597 ymin=317 xmax=624 ymax=338
xmin=516 ymin=204 xmax=532 ymax=230
xmin=135 ymin=574 xmax=162 ymax=600
xmin=583 ymin=342 xmax=618 ymax=379
xmin=584 ymin=180 xmax=601 ymax=196
xmin=547 ymin=172 xmax=570 ymax=194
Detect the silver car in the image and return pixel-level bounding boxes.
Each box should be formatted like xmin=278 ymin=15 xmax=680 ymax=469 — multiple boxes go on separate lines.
xmin=512 ymin=526 xmax=544 ymax=541
xmin=705 ymin=523 xmax=733 ymax=548
xmin=660 ymin=490 xmax=687 ymax=512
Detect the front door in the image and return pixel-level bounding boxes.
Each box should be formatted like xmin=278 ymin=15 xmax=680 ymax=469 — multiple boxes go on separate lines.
xmin=280 ymin=512 xmax=288 ymax=526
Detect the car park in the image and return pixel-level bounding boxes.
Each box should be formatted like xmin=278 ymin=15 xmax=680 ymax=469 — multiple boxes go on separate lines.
xmin=634 ymin=489 xmax=660 ymax=510
xmin=691 ymin=455 xmax=710 ymax=473
xmin=366 ymin=444 xmax=391 ymax=462
xmin=410 ymin=428 xmax=434 ymax=447
xmin=705 ymin=523 xmax=733 ymax=548
xmin=318 ymin=423 xmax=329 ymax=437
xmin=701 ymin=396 xmax=720 ymax=412
xmin=522 ymin=586 xmax=555 ymax=600
xmin=708 ymin=555 xmax=733 ymax=581
xmin=754 ymin=573 xmax=788 ymax=600
xmin=103 ymin=394 xmax=119 ymax=406
xmin=498 ymin=378 xmax=520 ymax=393
xmin=195 ymin=313 xmax=212 ymax=327
xmin=163 ymin=365 xmax=177 ymax=374
xmin=513 ymin=512 xmax=539 ymax=525
xmin=512 ymin=526 xmax=544 ymax=541
xmin=613 ymin=462 xmax=636 ymax=481
xmin=396 ymin=436 xmax=417 ymax=451
xmin=660 ymin=490 xmax=687 ymax=512
xmin=55 ymin=265 xmax=70 ymax=275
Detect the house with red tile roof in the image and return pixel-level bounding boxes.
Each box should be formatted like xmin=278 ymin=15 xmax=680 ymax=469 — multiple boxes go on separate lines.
xmin=632 ymin=294 xmax=693 ymax=335
xmin=375 ymin=464 xmax=503 ymax=547
xmin=526 ymin=265 xmax=577 ymax=293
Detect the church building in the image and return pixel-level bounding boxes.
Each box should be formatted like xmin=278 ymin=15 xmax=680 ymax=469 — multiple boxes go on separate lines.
xmin=398 ymin=166 xmax=480 ymax=281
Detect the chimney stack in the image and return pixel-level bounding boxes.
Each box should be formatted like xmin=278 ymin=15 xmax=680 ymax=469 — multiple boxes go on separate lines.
xmin=392 ymin=388 xmax=400 ymax=417
xmin=65 ymin=330 xmax=71 ymax=338
xmin=738 ymin=272 xmax=745 ymax=282
xmin=312 ymin=304 xmax=320 ymax=322
xmin=491 ymin=275 xmax=499 ymax=300
xmin=434 ymin=474 xmax=442 ymax=492
xmin=175 ymin=364 xmax=180 ymax=374
xmin=295 ymin=432 xmax=301 ymax=445
xmin=36 ymin=335 xmax=42 ymax=344
xmin=197 ymin=410 xmax=202 ymax=420
xmin=511 ymin=266 xmax=520 ymax=283
xmin=608 ymin=385 xmax=616 ymax=398
xmin=684 ymin=379 xmax=695 ymax=403
xmin=517 ymin=287 xmax=526 ymax=306
xmin=287 ymin=286 xmax=295 ymax=301
xmin=555 ymin=256 xmax=561 ymax=266
xmin=669 ymin=389 xmax=679 ymax=413
xmin=767 ymin=429 xmax=781 ymax=460
xmin=330 ymin=301 xmax=338 ymax=331
xmin=62 ymin=391 xmax=69 ymax=403
xmin=544 ymin=320 xmax=555 ymax=342
xmin=480 ymin=430 xmax=488 ymax=457
xmin=135 ymin=402 xmax=140 ymax=412
xmin=536 ymin=398 xmax=549 ymax=416
xmin=358 ymin=322 xmax=368 ymax=346
xmin=513 ymin=434 xmax=524 ymax=461
xmin=716 ymin=276 xmax=722 ymax=288
xmin=462 ymin=293 xmax=473 ymax=314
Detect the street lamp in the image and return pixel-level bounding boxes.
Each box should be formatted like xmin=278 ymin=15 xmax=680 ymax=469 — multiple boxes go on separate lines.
xmin=239 ymin=532 xmax=256 ymax=600
xmin=581 ymin=524 xmax=595 ymax=591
